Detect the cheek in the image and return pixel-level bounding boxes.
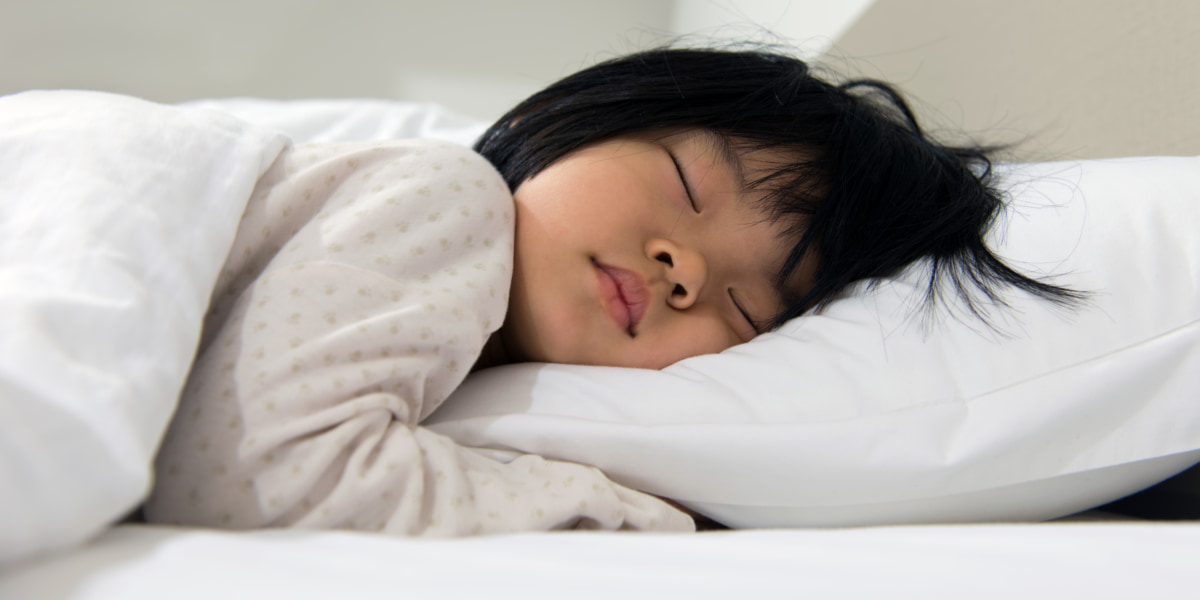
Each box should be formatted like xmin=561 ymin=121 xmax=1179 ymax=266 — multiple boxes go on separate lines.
xmin=634 ymin=318 xmax=739 ymax=369
xmin=504 ymin=258 xmax=586 ymax=364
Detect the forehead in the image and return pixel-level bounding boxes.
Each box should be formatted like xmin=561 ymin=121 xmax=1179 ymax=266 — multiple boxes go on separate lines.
xmin=659 ymin=129 xmax=747 ymax=186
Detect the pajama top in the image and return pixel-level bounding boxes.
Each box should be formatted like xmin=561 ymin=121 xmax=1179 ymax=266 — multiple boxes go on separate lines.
xmin=145 ymin=140 xmax=693 ymax=535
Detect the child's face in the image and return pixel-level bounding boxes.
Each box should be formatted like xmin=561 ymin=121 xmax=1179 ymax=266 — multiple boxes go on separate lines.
xmin=495 ymin=130 xmax=812 ymax=369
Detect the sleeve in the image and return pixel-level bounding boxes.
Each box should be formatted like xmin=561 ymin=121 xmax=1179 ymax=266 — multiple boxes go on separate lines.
xmin=145 ymin=140 xmax=693 ymax=535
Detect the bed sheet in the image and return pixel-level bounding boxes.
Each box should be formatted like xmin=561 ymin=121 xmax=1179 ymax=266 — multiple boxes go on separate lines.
xmin=2 ymin=523 xmax=1198 ymax=599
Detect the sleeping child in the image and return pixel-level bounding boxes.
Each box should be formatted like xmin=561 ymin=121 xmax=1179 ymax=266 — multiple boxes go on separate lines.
xmin=144 ymin=46 xmax=1081 ymax=534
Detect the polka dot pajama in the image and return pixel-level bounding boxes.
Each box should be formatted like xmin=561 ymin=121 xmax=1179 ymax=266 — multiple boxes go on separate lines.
xmin=145 ymin=140 xmax=692 ymax=535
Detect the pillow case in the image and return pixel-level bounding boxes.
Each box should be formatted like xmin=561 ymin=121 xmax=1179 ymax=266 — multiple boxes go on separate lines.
xmin=0 ymin=90 xmax=286 ymax=562
xmin=427 ymin=155 xmax=1200 ymax=527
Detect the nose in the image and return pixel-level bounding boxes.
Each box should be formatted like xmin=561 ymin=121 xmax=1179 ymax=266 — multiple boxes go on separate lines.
xmin=647 ymin=238 xmax=708 ymax=310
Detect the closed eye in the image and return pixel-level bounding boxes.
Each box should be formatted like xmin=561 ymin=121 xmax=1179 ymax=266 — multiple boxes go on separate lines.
xmin=665 ymin=149 xmax=699 ymax=213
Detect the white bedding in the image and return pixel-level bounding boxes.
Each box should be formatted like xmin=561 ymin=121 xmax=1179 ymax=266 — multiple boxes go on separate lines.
xmin=1 ymin=93 xmax=1195 ymax=596
xmin=3 ymin=522 xmax=1198 ymax=599
xmin=0 ymin=91 xmax=286 ymax=563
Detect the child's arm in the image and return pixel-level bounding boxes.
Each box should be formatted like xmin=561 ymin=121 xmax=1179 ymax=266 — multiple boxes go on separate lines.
xmin=145 ymin=140 xmax=692 ymax=535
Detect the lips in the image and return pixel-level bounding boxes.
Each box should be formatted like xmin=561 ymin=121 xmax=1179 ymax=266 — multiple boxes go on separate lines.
xmin=594 ymin=261 xmax=649 ymax=335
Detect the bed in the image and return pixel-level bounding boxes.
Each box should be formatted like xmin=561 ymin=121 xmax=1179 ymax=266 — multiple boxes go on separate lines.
xmin=4 ymin=522 xmax=1199 ymax=598
xmin=3 ymin=4 xmax=1199 ymax=597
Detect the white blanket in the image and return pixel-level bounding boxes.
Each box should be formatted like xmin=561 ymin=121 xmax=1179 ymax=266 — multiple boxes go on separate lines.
xmin=0 ymin=90 xmax=287 ymax=562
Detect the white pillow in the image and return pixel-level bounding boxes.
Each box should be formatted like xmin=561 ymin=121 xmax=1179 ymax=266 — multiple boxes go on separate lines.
xmin=427 ymin=155 xmax=1200 ymax=527
xmin=0 ymin=90 xmax=286 ymax=562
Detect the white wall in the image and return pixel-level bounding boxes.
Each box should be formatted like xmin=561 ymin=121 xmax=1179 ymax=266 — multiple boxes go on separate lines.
xmin=671 ymin=0 xmax=875 ymax=58
xmin=0 ymin=0 xmax=873 ymax=121
xmin=0 ymin=0 xmax=676 ymax=120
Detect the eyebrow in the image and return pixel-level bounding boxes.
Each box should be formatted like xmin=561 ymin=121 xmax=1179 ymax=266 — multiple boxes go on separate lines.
xmin=695 ymin=130 xmax=747 ymax=191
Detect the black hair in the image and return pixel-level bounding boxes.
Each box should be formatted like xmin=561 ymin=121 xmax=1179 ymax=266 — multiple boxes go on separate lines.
xmin=475 ymin=46 xmax=1085 ymax=329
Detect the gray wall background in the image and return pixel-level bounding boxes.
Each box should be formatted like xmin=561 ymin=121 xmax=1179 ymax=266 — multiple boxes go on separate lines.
xmin=0 ymin=0 xmax=672 ymax=120
xmin=831 ymin=0 xmax=1200 ymax=160
xmin=0 ymin=0 xmax=870 ymax=121
xmin=4 ymin=0 xmax=1194 ymax=160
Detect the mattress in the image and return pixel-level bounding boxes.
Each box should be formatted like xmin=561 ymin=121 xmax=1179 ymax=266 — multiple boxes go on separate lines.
xmin=3 ymin=521 xmax=1198 ymax=599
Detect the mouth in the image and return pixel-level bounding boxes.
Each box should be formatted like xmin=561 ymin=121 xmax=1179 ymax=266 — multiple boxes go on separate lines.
xmin=593 ymin=260 xmax=649 ymax=336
